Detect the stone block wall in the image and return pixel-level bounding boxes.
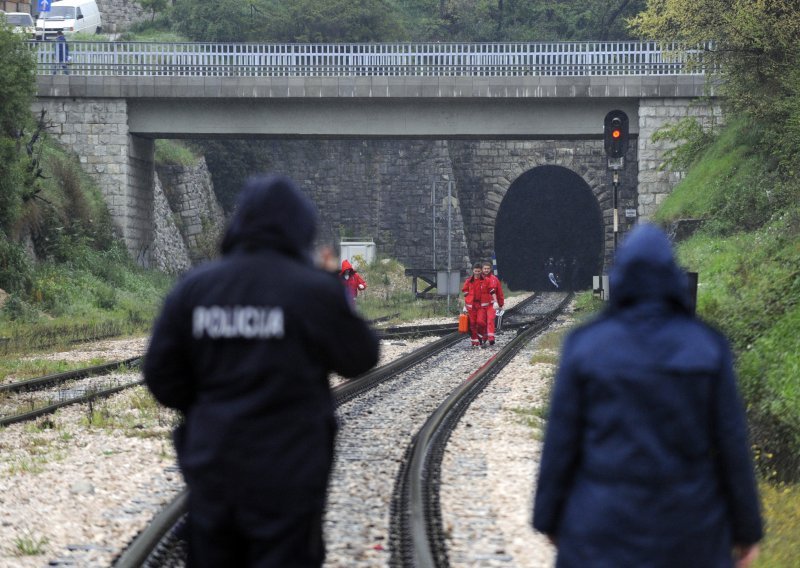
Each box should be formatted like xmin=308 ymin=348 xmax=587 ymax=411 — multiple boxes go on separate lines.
xmin=32 ymin=97 xmax=703 ymax=276
xmin=31 ymin=98 xmax=154 ymax=260
xmin=156 ymin=158 xmax=226 ymax=264
xmin=152 ymin=175 xmax=192 ymax=274
xmin=219 ymin=138 xmax=639 ymax=271
xmin=637 ymin=97 xmax=722 ymax=219
xmin=127 ymin=134 xmax=155 ymax=266
xmin=234 ymin=139 xmax=471 ymax=271
xmin=96 ymin=0 xmax=148 ymax=33
xmin=447 ymin=139 xmax=638 ymax=269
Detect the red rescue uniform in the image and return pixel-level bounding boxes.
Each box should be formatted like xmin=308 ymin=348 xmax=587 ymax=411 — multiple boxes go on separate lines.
xmin=483 ymin=273 xmax=504 ymax=343
xmin=340 ymin=259 xmax=367 ymax=301
xmin=462 ymin=275 xmax=487 ymax=346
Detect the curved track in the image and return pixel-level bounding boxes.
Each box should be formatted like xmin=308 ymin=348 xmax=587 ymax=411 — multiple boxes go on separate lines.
xmin=390 ymin=292 xmax=571 ymax=567
xmin=112 ymin=292 xmax=551 ymax=567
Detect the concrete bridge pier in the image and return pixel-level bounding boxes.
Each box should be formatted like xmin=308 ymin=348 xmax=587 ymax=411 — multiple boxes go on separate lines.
xmin=32 ymin=97 xmax=154 ymax=267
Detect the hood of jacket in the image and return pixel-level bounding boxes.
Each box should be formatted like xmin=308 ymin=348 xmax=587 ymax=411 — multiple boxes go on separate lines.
xmin=341 ymin=259 xmax=353 ymax=275
xmin=609 ymin=223 xmax=691 ymax=314
xmin=220 ymin=174 xmax=318 ymax=260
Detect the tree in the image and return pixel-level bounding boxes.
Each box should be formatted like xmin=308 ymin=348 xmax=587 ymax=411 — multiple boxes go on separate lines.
xmin=140 ymin=0 xmax=169 ymax=22
xmin=0 ymin=24 xmax=37 ymax=235
xmin=629 ymin=0 xmax=800 ymax=172
xmin=442 ymin=0 xmax=646 ymax=41
xmin=171 ymin=0 xmax=405 ymax=42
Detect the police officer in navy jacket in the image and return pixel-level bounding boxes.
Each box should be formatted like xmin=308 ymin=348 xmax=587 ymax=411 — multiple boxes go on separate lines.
xmin=144 ymin=174 xmax=380 ymax=567
xmin=533 ymin=223 xmax=762 ymax=567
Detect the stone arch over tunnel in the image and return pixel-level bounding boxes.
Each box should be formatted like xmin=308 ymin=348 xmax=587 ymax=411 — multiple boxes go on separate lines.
xmin=495 ymin=165 xmax=604 ymax=291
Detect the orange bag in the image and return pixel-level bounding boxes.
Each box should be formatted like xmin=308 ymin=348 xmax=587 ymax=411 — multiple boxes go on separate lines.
xmin=458 ymin=313 xmax=469 ymax=334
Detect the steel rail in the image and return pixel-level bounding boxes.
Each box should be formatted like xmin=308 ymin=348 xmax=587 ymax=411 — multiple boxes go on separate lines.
xmin=0 ymin=356 xmax=141 ymax=395
xmin=378 ymin=292 xmax=542 ymax=339
xmin=395 ymin=292 xmax=573 ymax=567
xmin=0 ymin=379 xmax=144 ymax=427
xmin=112 ymin=292 xmax=542 ymax=566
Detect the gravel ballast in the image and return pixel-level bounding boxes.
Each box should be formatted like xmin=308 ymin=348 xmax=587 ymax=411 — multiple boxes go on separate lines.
xmin=1 ymin=296 xmax=567 ymax=567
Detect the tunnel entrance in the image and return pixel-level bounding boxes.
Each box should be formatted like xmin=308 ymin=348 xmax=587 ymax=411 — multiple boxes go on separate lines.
xmin=495 ymin=165 xmax=603 ymax=291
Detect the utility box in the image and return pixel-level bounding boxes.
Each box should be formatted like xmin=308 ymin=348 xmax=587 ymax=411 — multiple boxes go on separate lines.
xmin=593 ymin=275 xmax=610 ymax=301
xmin=339 ymin=238 xmax=376 ymax=268
xmin=436 ymin=270 xmax=462 ymax=296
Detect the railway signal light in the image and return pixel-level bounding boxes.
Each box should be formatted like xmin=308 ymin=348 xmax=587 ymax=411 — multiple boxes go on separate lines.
xmin=604 ymin=110 xmax=629 ymax=159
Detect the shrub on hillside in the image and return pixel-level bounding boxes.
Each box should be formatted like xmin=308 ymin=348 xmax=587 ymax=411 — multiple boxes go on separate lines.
xmin=0 ymin=234 xmax=32 ymax=294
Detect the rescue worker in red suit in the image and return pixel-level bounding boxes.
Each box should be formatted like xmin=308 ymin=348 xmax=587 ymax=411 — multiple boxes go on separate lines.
xmin=481 ymin=261 xmax=504 ymax=345
xmin=462 ymin=263 xmax=487 ymax=347
xmin=340 ymin=259 xmax=367 ymax=301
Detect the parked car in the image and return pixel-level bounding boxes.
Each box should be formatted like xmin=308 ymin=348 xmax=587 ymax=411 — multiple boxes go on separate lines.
xmin=2 ymin=12 xmax=37 ymax=39
xmin=35 ymin=0 xmax=101 ymax=40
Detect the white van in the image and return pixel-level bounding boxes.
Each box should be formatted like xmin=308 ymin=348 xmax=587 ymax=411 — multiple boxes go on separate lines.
xmin=3 ymin=12 xmax=37 ymax=39
xmin=36 ymin=0 xmax=101 ymax=40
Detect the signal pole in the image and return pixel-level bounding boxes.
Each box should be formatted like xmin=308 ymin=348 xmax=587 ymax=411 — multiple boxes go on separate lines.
xmin=603 ymin=110 xmax=629 ymax=254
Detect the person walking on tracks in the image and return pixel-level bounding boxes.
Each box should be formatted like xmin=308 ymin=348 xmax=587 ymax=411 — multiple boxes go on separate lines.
xmin=462 ymin=262 xmax=487 ymax=347
xmin=144 ymin=174 xmax=380 ymax=567
xmin=533 ymin=223 xmax=762 ymax=568
xmin=481 ymin=260 xmax=503 ymax=345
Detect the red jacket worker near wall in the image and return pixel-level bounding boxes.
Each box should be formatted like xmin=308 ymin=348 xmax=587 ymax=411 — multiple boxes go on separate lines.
xmin=340 ymin=259 xmax=367 ymax=300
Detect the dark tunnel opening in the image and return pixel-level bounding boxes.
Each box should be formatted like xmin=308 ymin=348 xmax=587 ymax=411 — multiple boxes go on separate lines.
xmin=495 ymin=165 xmax=604 ymax=291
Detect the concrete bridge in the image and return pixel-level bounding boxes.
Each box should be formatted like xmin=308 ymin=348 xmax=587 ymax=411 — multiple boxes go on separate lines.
xmin=32 ymin=41 xmax=716 ymax=281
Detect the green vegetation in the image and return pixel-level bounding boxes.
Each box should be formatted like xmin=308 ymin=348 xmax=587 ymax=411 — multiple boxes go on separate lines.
xmin=0 ymin=111 xmax=172 ymax=356
xmin=81 ymin=387 xmax=177 ymax=434
xmin=511 ymin=405 xmax=549 ymax=440
xmin=0 ymin=26 xmax=173 ymax=357
xmin=13 ymin=532 xmax=48 ymax=556
xmin=0 ymin=26 xmax=36 ymax=235
xmin=154 ymin=139 xmax=199 ymax=167
xmin=349 ymin=257 xmax=461 ymax=322
xmin=650 ymin=122 xmax=800 ymax=484
xmin=758 ymin=481 xmax=800 ymax=567
xmin=0 ymin=357 xmax=109 ymax=382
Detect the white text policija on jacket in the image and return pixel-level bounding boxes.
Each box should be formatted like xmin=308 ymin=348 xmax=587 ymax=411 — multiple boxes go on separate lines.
xmin=192 ymin=305 xmax=284 ymax=339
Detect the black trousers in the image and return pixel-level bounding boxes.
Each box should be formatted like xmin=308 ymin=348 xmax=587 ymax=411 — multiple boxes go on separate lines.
xmin=186 ymin=498 xmax=325 ymax=567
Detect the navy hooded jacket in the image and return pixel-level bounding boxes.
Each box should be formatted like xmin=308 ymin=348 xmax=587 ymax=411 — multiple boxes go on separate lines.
xmin=533 ymin=224 xmax=762 ymax=567
xmin=144 ymin=174 xmax=379 ymax=517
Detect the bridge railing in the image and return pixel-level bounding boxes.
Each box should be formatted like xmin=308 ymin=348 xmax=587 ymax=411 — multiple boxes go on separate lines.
xmin=32 ymin=41 xmax=707 ymax=77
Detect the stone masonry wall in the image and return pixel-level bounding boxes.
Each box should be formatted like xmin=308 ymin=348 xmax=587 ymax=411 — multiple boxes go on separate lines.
xmin=127 ymin=134 xmax=154 ymax=266
xmin=152 ymin=175 xmax=193 ymax=274
xmin=232 ymin=140 xmax=472 ymax=271
xmin=31 ymin=98 xmax=143 ymax=252
xmin=214 ymin=138 xmax=639 ymax=272
xmin=447 ymin=139 xmax=638 ymax=270
xmin=156 ymin=158 xmax=226 ymax=265
xmin=95 ymin=0 xmax=148 ymax=33
xmin=33 ymin=98 xmax=703 ymax=275
xmin=637 ymin=98 xmax=722 ymax=219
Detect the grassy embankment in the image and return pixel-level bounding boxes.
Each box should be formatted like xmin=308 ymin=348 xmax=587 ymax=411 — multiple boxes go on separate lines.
xmin=0 ymin=138 xmax=183 ymax=375
xmin=655 ymin=120 xmax=799 ymax=566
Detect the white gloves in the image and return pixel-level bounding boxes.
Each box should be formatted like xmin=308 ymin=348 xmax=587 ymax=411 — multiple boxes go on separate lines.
xmin=493 ymin=302 xmax=500 ymax=310
xmin=358 ymin=284 xmax=365 ymax=290
xmin=462 ymin=306 xmax=468 ymax=314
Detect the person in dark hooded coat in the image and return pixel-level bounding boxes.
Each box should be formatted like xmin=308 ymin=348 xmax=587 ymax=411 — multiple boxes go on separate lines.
xmin=533 ymin=223 xmax=762 ymax=568
xmin=144 ymin=174 xmax=380 ymax=567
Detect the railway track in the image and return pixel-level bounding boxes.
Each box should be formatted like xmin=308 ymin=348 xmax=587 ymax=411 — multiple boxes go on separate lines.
xmin=0 ymin=357 xmax=143 ymax=427
xmin=390 ymin=292 xmax=572 ymax=567
xmin=112 ymin=291 xmax=564 ymax=567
